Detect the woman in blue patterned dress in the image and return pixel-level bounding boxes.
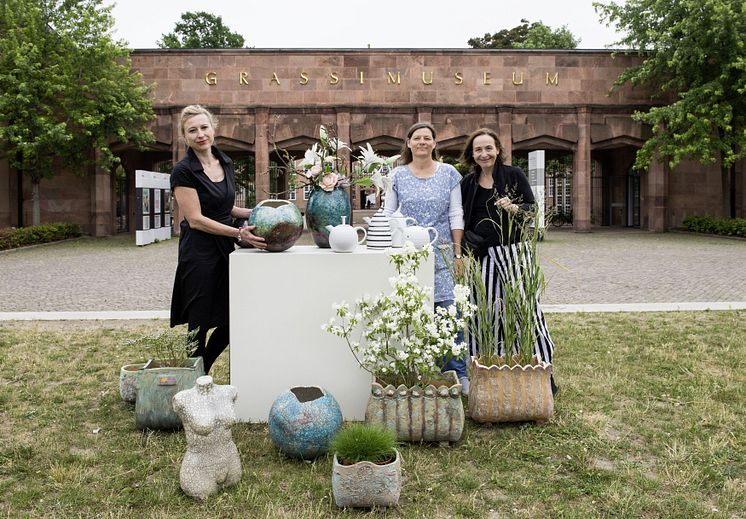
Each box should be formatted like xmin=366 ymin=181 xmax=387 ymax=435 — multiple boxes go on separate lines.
xmin=383 ymin=122 xmax=469 ymax=394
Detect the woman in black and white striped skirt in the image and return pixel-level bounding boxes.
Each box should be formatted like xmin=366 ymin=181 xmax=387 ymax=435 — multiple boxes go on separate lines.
xmin=459 ymin=127 xmax=557 ymax=394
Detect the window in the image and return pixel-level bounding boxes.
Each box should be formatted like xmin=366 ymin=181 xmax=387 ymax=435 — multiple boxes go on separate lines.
xmin=303 ymin=185 xmax=312 ymax=200
xmin=288 ymin=188 xmax=296 ymax=201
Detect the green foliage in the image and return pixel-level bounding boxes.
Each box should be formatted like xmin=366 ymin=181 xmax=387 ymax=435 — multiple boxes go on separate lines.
xmin=125 ymin=327 xmax=198 ymax=365
xmin=0 ymin=0 xmax=155 ymax=186
xmin=331 ymin=423 xmax=397 ymax=465
xmin=594 ymin=0 xmax=746 ymax=173
xmin=468 ymin=18 xmax=580 ymax=49
xmin=682 ymin=215 xmax=746 ymax=237
xmin=158 ymin=11 xmax=245 ymax=48
xmin=0 ymin=223 xmax=81 ymax=250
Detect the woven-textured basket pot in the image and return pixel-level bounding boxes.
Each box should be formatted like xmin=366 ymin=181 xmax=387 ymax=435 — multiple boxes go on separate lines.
xmin=332 ymin=450 xmax=401 ymax=508
xmin=468 ymin=356 xmax=554 ymax=423
xmin=365 ymin=370 xmax=464 ymax=443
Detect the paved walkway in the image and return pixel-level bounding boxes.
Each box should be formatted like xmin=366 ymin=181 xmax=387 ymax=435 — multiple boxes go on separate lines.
xmin=1 ymin=228 xmax=744 ymax=320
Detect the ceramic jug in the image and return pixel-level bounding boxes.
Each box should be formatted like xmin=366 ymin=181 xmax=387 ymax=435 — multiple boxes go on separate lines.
xmin=363 ymin=208 xmax=392 ymax=249
xmin=326 ymin=216 xmax=367 ymax=253
xmin=388 ymin=210 xmax=418 ymax=248
xmin=402 ymin=225 xmax=438 ymax=250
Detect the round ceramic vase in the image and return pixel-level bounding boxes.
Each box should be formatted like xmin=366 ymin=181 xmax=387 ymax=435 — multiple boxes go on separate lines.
xmin=268 ymin=386 xmax=343 ymax=459
xmin=247 ymin=199 xmax=304 ymax=252
xmin=305 ymin=186 xmax=352 ymax=248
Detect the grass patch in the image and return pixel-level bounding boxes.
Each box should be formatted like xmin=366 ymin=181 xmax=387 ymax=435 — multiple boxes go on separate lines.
xmin=0 ymin=312 xmax=744 ymax=518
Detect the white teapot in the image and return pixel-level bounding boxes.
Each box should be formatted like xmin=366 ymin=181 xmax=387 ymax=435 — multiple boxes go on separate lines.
xmin=388 ymin=210 xmax=418 ymax=248
xmin=326 ymin=216 xmax=367 ymax=253
xmin=363 ymin=208 xmax=392 ymax=249
xmin=402 ymin=225 xmax=438 ymax=250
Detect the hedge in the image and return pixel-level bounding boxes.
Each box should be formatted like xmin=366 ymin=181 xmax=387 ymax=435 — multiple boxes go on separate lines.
xmin=0 ymin=223 xmax=82 ymax=251
xmin=681 ymin=215 xmax=746 ymax=238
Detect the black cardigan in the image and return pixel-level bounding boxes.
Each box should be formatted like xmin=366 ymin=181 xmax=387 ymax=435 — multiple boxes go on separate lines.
xmin=461 ymin=162 xmax=535 ymax=248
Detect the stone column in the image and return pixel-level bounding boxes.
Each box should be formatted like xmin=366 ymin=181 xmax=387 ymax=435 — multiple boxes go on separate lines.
xmin=573 ymin=107 xmax=592 ymax=232
xmin=0 ymin=158 xmax=11 ymax=227
xmin=90 ymin=152 xmax=114 ymax=237
xmin=647 ymin=157 xmax=668 ymax=231
xmin=417 ymin=107 xmax=432 ymax=123
xmin=171 ymin=110 xmax=183 ymax=234
xmin=255 ymin=108 xmax=270 ymax=204
xmin=498 ymin=108 xmax=513 ymax=164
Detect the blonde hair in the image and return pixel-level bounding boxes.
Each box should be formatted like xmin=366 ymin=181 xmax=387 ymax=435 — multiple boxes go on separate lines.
xmin=179 ymin=105 xmax=217 ymax=139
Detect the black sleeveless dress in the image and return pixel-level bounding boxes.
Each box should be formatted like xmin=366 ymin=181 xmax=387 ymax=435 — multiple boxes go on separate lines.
xmin=170 ymin=146 xmax=236 ymax=331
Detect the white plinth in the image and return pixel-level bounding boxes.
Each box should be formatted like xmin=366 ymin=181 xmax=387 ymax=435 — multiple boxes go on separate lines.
xmin=229 ymin=245 xmax=433 ymax=422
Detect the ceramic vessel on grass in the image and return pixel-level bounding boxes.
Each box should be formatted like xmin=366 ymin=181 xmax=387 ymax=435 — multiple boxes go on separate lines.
xmin=332 ymin=450 xmax=401 ymax=508
xmin=119 ymin=362 xmax=146 ymax=403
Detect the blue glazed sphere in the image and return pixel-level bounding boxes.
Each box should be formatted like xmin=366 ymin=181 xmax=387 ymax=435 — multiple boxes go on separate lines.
xmin=268 ymin=386 xmax=343 ymax=459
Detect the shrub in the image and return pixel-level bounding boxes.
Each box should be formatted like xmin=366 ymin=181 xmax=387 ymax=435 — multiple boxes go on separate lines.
xmin=331 ymin=423 xmax=397 ymax=465
xmin=682 ymin=215 xmax=746 ymax=238
xmin=0 ymin=223 xmax=82 ymax=250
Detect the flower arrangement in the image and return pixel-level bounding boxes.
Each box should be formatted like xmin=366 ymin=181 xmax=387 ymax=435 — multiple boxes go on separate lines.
xmin=354 ymin=143 xmax=400 ymax=196
xmin=323 ymin=243 xmax=476 ymax=387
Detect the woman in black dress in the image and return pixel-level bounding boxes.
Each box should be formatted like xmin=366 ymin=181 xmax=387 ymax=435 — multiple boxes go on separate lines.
xmin=459 ymin=127 xmax=557 ymax=393
xmin=170 ymin=105 xmax=266 ymax=374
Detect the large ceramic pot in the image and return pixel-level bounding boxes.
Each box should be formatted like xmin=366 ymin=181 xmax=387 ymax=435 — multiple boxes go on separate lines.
xmin=365 ymin=370 xmax=464 ymax=444
xmin=332 ymin=450 xmax=401 ymax=508
xmin=305 ymin=186 xmax=352 ymax=248
xmin=247 ymin=199 xmax=304 ymax=252
xmin=268 ymin=386 xmax=343 ymax=459
xmin=119 ymin=362 xmax=146 ymax=404
xmin=468 ymin=356 xmax=554 ymax=424
xmin=134 ymin=356 xmax=204 ymax=430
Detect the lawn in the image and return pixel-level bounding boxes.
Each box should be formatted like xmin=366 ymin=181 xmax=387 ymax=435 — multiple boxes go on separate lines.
xmin=1 ymin=311 xmax=744 ymax=518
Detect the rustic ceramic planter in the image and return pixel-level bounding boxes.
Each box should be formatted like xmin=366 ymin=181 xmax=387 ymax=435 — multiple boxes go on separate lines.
xmin=332 ymin=450 xmax=401 ymax=508
xmin=365 ymin=370 xmax=464 ymax=443
xmin=118 ymin=362 xmax=146 ymax=403
xmin=468 ymin=356 xmax=554 ymax=423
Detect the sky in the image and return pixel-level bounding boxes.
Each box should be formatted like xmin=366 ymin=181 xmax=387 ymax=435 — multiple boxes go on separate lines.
xmin=105 ymin=0 xmax=626 ymax=50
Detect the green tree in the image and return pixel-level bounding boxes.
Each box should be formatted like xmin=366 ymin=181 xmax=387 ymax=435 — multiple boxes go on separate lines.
xmin=595 ymin=0 xmax=746 ymax=217
xmin=0 ymin=0 xmax=154 ymax=226
xmin=158 ymin=11 xmax=245 ymax=49
xmin=468 ymin=19 xmax=580 ymax=49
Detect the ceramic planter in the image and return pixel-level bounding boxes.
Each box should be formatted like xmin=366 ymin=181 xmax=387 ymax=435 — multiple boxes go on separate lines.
xmin=365 ymin=370 xmax=464 ymax=443
xmin=134 ymin=356 xmax=204 ymax=430
xmin=332 ymin=450 xmax=401 ymax=508
xmin=468 ymin=356 xmax=554 ymax=423
xmin=268 ymin=386 xmax=343 ymax=459
xmin=118 ymin=362 xmax=146 ymax=403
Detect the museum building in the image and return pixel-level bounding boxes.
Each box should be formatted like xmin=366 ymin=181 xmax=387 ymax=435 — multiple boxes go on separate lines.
xmin=1 ymin=48 xmax=743 ymax=236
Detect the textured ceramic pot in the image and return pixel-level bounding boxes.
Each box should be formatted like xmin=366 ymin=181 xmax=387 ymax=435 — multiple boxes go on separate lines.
xmin=468 ymin=356 xmax=554 ymax=423
xmin=365 ymin=370 xmax=464 ymax=443
xmin=134 ymin=356 xmax=205 ymax=430
xmin=119 ymin=362 xmax=146 ymax=403
xmin=268 ymin=386 xmax=343 ymax=459
xmin=332 ymin=450 xmax=401 ymax=508
xmin=305 ymin=186 xmax=352 ymax=248
xmin=247 ymin=199 xmax=304 ymax=252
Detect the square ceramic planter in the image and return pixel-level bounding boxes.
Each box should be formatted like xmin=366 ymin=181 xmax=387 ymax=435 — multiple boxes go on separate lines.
xmin=332 ymin=450 xmax=401 ymax=508
xmin=365 ymin=370 xmax=464 ymax=443
xmin=468 ymin=356 xmax=554 ymax=423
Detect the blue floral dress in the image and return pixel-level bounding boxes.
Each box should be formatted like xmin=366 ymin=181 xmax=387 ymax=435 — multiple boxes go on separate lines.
xmin=386 ymin=162 xmax=463 ymax=302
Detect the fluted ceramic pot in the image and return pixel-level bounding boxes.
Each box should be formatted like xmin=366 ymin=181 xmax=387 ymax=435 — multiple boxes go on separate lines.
xmin=305 ymin=186 xmax=352 ymax=248
xmin=268 ymin=386 xmax=343 ymax=459
xmin=332 ymin=450 xmax=401 ymax=508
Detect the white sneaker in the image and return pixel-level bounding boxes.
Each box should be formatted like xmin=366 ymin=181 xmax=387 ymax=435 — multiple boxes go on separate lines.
xmin=459 ymin=376 xmax=470 ymax=396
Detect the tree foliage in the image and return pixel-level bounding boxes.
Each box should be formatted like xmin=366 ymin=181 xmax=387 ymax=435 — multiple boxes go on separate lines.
xmin=595 ymin=0 xmax=746 ymax=215
xmin=468 ymin=19 xmax=580 ymax=49
xmin=0 ymin=0 xmax=155 ymax=222
xmin=158 ymin=11 xmax=245 ymax=49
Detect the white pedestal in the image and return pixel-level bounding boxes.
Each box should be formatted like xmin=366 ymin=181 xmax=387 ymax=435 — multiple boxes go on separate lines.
xmin=229 ymin=245 xmax=433 ymax=422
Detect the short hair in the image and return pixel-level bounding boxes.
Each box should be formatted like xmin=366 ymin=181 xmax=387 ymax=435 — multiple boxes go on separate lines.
xmin=399 ymin=122 xmax=438 ymax=164
xmin=179 ymin=105 xmax=218 ymax=139
xmin=459 ymin=127 xmax=505 ymax=170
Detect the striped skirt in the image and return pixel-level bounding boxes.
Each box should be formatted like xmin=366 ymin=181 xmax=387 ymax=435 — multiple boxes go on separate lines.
xmin=467 ymin=242 xmax=555 ymax=364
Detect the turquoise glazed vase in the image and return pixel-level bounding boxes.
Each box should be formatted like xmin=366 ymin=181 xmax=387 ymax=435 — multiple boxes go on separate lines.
xmin=305 ymin=186 xmax=352 ymax=248
xmin=247 ymin=199 xmax=304 ymax=252
xmin=268 ymin=386 xmax=343 ymax=459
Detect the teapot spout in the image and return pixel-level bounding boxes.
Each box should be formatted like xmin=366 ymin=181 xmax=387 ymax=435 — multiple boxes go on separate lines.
xmin=325 ymin=224 xmax=334 ymax=232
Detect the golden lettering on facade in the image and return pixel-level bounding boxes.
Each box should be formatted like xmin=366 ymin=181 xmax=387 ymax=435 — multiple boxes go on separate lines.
xmin=483 ymin=72 xmax=491 ymax=85
xmin=329 ymin=72 xmax=339 ymax=84
xmin=387 ymin=71 xmax=401 ymax=84
xmin=299 ymin=72 xmax=309 ymax=85
xmin=422 ymin=71 xmax=433 ymax=85
xmin=205 ymin=71 xmax=217 ymax=85
xmin=239 ymin=71 xmax=248 ymax=85
xmin=512 ymin=72 xmax=524 ymax=85
xmin=454 ymin=72 xmax=463 ymax=85
xmin=270 ymin=72 xmax=281 ymax=85
xmin=546 ymin=72 xmax=558 ymax=85
xmin=359 ymin=71 xmax=364 ymax=84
